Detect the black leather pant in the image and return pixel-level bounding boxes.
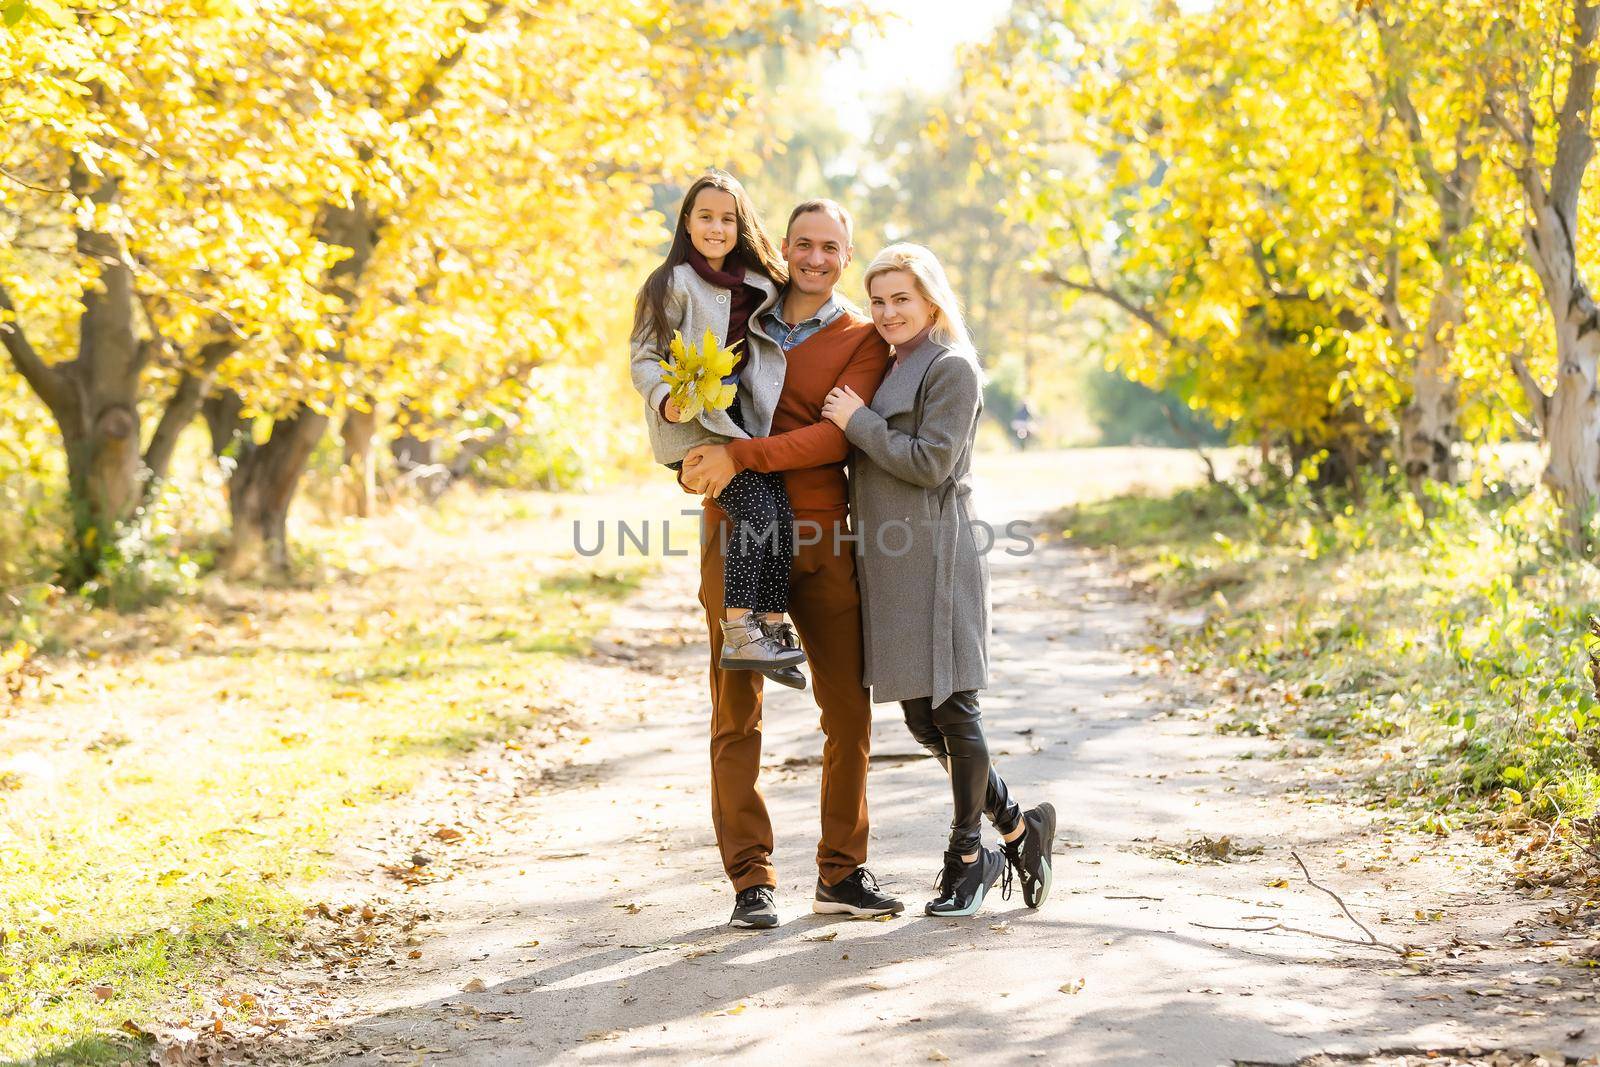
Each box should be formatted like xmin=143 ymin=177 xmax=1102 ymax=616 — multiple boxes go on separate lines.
xmin=901 ymin=690 xmax=1022 ymax=855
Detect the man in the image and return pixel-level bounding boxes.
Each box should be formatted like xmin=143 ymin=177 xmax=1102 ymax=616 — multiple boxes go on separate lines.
xmin=681 ymin=199 xmax=902 ymax=929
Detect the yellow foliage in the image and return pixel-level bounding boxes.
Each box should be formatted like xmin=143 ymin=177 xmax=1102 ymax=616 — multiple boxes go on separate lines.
xmin=954 ymin=0 xmax=1548 ymax=451
xmin=657 ymin=329 xmax=741 ymax=422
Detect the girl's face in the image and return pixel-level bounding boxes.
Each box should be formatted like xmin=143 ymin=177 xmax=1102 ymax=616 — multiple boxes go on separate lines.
xmin=868 ymin=269 xmax=936 ymax=347
xmin=686 ymin=188 xmax=739 ymax=269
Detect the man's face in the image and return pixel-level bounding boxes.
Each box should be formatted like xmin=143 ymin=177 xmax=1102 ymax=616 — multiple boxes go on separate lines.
xmin=782 ymin=210 xmax=851 ymax=298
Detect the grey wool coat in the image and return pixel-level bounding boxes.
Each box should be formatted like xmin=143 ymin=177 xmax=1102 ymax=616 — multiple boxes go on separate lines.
xmin=629 ymin=262 xmax=785 ymax=464
xmin=844 ymin=337 xmax=990 ymax=707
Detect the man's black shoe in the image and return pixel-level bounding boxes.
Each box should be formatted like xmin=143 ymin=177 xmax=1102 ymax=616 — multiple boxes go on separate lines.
xmin=926 ymin=847 xmax=1006 ymax=917
xmin=730 ymin=885 xmax=779 ymax=929
xmin=812 ymin=867 xmax=904 ymax=917
xmin=1002 ymin=802 xmax=1057 ymax=909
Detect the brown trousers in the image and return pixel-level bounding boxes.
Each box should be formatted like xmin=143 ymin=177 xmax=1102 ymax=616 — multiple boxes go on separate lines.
xmin=698 ymin=504 xmax=872 ymax=891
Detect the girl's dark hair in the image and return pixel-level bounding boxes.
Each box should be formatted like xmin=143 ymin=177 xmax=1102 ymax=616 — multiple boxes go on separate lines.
xmin=632 ymin=170 xmax=788 ymax=346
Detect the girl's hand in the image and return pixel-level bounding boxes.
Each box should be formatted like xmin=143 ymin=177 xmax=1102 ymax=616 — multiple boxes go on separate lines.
xmin=821 ymin=385 xmax=864 ymax=428
xmin=663 ymin=396 xmax=684 ymax=423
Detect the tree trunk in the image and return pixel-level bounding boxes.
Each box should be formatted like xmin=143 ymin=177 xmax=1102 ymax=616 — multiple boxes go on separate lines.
xmin=221 ymin=197 xmax=377 ymax=570
xmin=1513 ymin=3 xmax=1600 ymax=550
xmin=202 ymin=389 xmax=247 ymax=461
xmin=221 ymin=407 xmax=329 ymax=576
xmin=1400 ymin=298 xmax=1462 ymax=489
xmin=0 ymin=164 xmax=149 ymax=589
xmin=142 ymin=340 xmax=236 ymax=495
xmin=390 ymin=417 xmax=447 ymax=496
xmin=339 ymin=404 xmax=379 ymax=518
xmin=58 ymin=401 xmax=141 ymax=587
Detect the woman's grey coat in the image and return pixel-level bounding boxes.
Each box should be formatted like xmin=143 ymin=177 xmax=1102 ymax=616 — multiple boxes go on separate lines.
xmin=844 ymin=337 xmax=989 ymax=707
xmin=629 ymin=262 xmax=785 ymax=465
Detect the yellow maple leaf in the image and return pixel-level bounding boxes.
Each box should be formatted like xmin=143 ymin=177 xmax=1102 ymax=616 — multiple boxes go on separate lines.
xmin=660 ymin=329 xmax=740 ymax=420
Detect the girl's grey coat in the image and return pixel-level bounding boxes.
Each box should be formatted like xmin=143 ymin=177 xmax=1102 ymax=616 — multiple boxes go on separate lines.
xmin=629 ymin=262 xmax=785 ymax=465
xmin=844 ymin=337 xmax=989 ymax=707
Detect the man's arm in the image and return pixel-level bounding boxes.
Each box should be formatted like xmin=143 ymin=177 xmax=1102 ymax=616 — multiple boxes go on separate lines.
xmin=723 ymin=329 xmax=890 ymax=473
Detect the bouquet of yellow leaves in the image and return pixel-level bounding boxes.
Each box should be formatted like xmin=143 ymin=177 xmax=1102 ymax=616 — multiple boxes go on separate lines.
xmin=658 ymin=328 xmax=740 ymax=423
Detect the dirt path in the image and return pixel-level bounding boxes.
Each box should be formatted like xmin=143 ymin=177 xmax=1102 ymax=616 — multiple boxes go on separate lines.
xmin=253 ymin=452 xmax=1599 ymax=1067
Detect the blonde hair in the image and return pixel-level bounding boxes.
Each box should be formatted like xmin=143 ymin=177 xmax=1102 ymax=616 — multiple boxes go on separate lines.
xmin=862 ymin=243 xmax=975 ymax=356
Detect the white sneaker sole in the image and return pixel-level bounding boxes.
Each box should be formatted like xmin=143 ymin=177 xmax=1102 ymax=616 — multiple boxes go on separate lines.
xmin=924 ymin=879 xmax=994 ymax=918
xmin=1029 ymin=858 xmax=1053 ymax=908
xmin=811 ymin=900 xmax=901 ymax=917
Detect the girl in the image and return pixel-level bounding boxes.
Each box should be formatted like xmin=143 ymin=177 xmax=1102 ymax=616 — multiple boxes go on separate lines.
xmin=630 ymin=171 xmax=806 ymax=686
xmin=820 ymin=243 xmax=1057 ymax=916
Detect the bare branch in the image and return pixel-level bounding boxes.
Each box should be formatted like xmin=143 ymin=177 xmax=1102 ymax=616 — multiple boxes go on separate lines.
xmin=1510 ymin=349 xmax=1551 ymax=435
xmin=0 ymin=164 xmax=65 ymax=195
xmin=0 ymin=277 xmax=70 ymax=415
xmin=1190 ymin=851 xmax=1405 ymax=956
xmin=1038 ymin=267 xmax=1179 ymax=345
xmin=1550 ymin=2 xmax=1600 ymax=216
xmin=1289 ymin=851 xmax=1394 ymax=949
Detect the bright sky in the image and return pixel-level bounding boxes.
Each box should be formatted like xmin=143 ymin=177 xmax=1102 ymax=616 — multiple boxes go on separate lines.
xmin=821 ymin=1 xmax=1014 ymax=140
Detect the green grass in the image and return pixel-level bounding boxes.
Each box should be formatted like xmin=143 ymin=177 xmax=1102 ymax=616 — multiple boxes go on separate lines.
xmin=1052 ymin=471 xmax=1600 ymax=834
xmin=0 ymin=491 xmax=649 ymax=1065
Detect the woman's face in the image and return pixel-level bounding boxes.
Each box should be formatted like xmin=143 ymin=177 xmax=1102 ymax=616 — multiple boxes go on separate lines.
xmin=686 ymin=187 xmax=739 ymax=268
xmin=868 ymin=269 xmax=935 ymax=347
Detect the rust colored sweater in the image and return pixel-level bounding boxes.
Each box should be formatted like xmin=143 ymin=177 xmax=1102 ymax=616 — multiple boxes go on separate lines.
xmin=723 ymin=314 xmax=891 ymax=518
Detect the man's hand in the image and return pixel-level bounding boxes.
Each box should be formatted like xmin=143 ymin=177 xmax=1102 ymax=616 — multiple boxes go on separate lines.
xmin=821 ymin=385 xmax=865 ymax=429
xmin=679 ymin=450 xmax=710 ymax=495
xmin=684 ymin=443 xmax=737 ymax=498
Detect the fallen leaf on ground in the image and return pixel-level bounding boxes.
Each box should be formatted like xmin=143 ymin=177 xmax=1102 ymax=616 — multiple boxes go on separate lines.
xmin=462 ymin=978 xmax=487 ymax=993
xmin=804 ymin=931 xmax=838 ymax=942
xmin=1060 ymin=978 xmax=1085 ymax=994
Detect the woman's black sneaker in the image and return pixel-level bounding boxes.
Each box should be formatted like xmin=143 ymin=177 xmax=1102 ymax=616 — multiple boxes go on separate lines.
xmin=926 ymin=847 xmax=1007 ymax=917
xmin=812 ymin=867 xmax=904 ymax=917
xmin=730 ymin=885 xmax=779 ymax=929
xmin=1002 ymin=802 xmax=1057 ymax=908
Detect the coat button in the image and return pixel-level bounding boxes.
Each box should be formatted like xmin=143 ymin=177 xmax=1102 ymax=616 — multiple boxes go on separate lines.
xmin=716 ymin=294 xmax=728 ymax=304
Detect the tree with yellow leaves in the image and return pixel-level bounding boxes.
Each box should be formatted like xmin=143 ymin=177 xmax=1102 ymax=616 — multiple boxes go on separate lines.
xmin=953 ymin=0 xmax=1534 ymax=487
xmin=1 ymin=0 xmax=856 ymax=581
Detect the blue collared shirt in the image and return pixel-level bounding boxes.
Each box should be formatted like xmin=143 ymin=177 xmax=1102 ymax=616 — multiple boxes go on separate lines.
xmin=760 ymin=292 xmax=845 ymax=353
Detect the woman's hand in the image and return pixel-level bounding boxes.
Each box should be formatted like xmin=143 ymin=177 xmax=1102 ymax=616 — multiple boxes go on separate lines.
xmin=821 ymin=385 xmax=864 ymax=429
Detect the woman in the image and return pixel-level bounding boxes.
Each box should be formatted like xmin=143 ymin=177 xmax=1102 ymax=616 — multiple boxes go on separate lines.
xmin=820 ymin=243 xmax=1055 ymax=917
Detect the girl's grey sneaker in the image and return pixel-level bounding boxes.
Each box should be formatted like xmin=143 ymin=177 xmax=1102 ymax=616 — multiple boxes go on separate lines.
xmin=1002 ymin=802 xmax=1057 ymax=908
xmin=926 ymin=847 xmax=1008 ymax=917
xmin=720 ymin=611 xmax=806 ymax=671
xmin=730 ymin=885 xmax=779 ymax=929
xmin=759 ymin=619 xmax=808 ymax=690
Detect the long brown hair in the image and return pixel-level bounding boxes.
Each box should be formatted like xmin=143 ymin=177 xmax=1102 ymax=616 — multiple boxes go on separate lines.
xmin=632 ymin=170 xmax=788 ymax=346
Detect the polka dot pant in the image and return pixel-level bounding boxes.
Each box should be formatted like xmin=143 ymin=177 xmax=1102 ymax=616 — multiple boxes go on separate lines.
xmin=715 ymin=469 xmax=793 ymax=614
